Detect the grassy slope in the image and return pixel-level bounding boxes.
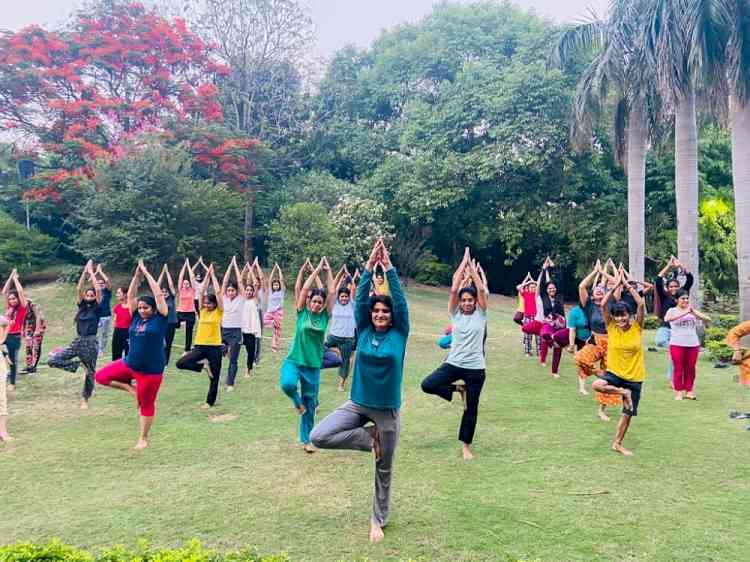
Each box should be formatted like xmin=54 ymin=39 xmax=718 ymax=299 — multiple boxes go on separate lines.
xmin=1 ymin=282 xmax=749 ymax=562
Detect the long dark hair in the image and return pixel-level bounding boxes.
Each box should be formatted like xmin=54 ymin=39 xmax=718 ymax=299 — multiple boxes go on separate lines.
xmin=138 ymin=295 xmax=157 ymax=311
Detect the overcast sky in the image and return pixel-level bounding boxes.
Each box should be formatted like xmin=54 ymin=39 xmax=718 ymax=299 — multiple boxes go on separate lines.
xmin=3 ymin=0 xmax=609 ymax=54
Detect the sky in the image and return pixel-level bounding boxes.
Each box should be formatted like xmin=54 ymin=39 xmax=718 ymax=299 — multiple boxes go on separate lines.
xmin=4 ymin=0 xmax=610 ymax=55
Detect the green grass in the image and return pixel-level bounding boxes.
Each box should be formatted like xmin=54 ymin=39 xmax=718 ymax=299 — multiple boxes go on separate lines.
xmin=2 ymin=282 xmax=750 ymax=562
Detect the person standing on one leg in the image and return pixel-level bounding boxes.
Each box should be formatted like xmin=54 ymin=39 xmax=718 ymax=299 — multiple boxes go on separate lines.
xmin=537 ymin=257 xmax=566 ymax=377
xmin=111 ymin=287 xmax=132 ymax=361
xmin=311 ymin=239 xmax=409 ymax=544
xmin=22 ymin=298 xmax=45 ymax=375
xmin=47 ymin=260 xmax=103 ymax=409
xmin=326 ymin=267 xmax=357 ymax=393
xmin=221 ymin=257 xmax=246 ymax=391
xmin=280 ymin=257 xmax=335 ymax=453
xmin=157 ymin=264 xmax=179 ymax=366
xmin=94 ymin=264 xmax=113 ymax=358
xmin=421 ymin=247 xmax=487 ymax=461
xmin=240 ymin=263 xmax=262 ymax=379
xmin=263 ymin=264 xmax=285 ymax=353
xmin=176 ymin=258 xmax=198 ymax=352
xmin=175 ymin=265 xmax=224 ymax=409
xmin=0 ymin=315 xmax=14 ymax=441
xmin=95 ymin=260 xmax=169 ymax=449
xmin=2 ymin=270 xmax=28 ymax=392
xmin=665 ymin=291 xmax=710 ymax=400
xmin=591 ymin=275 xmax=647 ymax=456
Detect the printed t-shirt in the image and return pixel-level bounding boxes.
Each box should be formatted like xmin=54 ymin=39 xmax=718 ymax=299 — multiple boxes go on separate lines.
xmin=667 ymin=308 xmax=700 ymax=347
xmin=606 ymin=321 xmax=645 ymax=382
xmin=287 ymin=308 xmax=329 ymax=369
xmin=446 ymin=307 xmax=487 ymax=370
xmin=195 ymin=308 xmax=223 ymax=346
xmin=125 ymin=311 xmax=168 ymax=374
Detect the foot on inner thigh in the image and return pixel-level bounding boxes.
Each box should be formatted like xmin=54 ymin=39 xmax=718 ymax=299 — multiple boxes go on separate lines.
xmin=597 ymin=408 xmax=610 ymax=422
xmin=612 ymin=442 xmax=634 ymax=456
xmin=296 ymin=403 xmax=307 ymax=415
xmin=621 ymin=389 xmax=633 ymax=411
xmin=370 ymin=522 xmax=385 ymax=543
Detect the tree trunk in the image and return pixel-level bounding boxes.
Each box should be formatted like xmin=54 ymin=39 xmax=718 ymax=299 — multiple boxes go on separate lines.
xmin=730 ymin=94 xmax=750 ymax=323
xmin=674 ymin=89 xmax=701 ymax=306
xmin=627 ymin=107 xmax=648 ymax=282
xmin=244 ymin=191 xmax=255 ymax=264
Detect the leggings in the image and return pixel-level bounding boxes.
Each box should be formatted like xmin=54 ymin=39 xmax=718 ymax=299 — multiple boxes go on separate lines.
xmin=176 ymin=345 xmax=222 ymax=406
xmin=670 ymin=345 xmax=700 ymax=392
xmin=111 ymin=327 xmax=129 ymax=361
xmin=47 ymin=335 xmax=99 ymax=399
xmin=164 ymin=323 xmax=177 ymax=366
xmin=263 ymin=309 xmax=284 ymax=352
xmin=24 ymin=329 xmax=44 ymax=370
xmin=4 ymin=334 xmax=21 ymax=385
xmin=540 ymin=325 xmax=569 ymax=375
xmin=177 ymin=311 xmax=196 ymax=352
xmin=421 ymin=363 xmax=485 ymax=444
xmin=280 ymin=360 xmax=320 ymax=444
xmin=242 ymin=333 xmax=257 ymax=369
xmin=95 ymin=359 xmax=163 ymax=416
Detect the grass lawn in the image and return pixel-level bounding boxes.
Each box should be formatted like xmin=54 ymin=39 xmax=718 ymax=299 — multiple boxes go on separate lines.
xmin=2 ymin=281 xmax=749 ymax=562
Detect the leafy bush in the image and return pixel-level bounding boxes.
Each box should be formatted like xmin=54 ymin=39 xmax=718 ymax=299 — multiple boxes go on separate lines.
xmin=0 ymin=539 xmax=288 ymax=562
xmin=643 ymin=316 xmax=660 ymax=330
xmin=706 ymin=340 xmax=734 ymax=363
xmin=266 ymin=202 xmax=346 ymax=272
xmin=713 ymin=314 xmax=739 ymax=331
xmin=414 ymin=251 xmax=452 ymax=286
xmin=71 ymin=142 xmax=245 ymax=270
xmin=0 ymin=211 xmax=57 ymax=278
xmin=704 ymin=326 xmax=727 ymax=343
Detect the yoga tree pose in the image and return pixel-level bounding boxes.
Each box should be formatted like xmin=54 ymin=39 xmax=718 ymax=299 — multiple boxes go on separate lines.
xmin=2 ymin=270 xmax=28 ymax=392
xmin=311 ymin=239 xmax=409 ymax=543
xmin=176 ymin=258 xmax=198 ymax=352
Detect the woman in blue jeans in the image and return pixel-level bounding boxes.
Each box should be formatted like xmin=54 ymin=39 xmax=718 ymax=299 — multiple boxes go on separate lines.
xmin=654 ymin=256 xmax=694 ymax=380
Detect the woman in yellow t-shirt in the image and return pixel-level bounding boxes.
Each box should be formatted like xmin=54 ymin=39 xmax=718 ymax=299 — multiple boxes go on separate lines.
xmin=176 ymin=265 xmax=224 ymax=409
xmin=591 ymin=276 xmax=645 ymax=457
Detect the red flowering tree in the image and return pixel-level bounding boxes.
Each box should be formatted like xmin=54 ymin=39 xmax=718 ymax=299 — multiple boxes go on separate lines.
xmin=0 ymin=1 xmax=231 ymax=201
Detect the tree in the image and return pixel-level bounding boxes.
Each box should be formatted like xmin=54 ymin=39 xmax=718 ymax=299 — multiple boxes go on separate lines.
xmin=266 ymin=203 xmax=346 ymax=271
xmin=0 ymin=1 xmax=230 ymax=200
xmin=0 ymin=211 xmax=57 ymax=277
xmin=329 ymin=194 xmax=394 ymax=266
xmin=72 ymin=141 xmax=245 ymax=268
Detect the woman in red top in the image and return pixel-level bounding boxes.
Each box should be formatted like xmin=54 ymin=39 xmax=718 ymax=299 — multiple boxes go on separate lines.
xmin=2 ymin=269 xmax=28 ymax=391
xmin=176 ymin=258 xmax=198 ymax=352
xmin=111 ymin=287 xmax=132 ymax=361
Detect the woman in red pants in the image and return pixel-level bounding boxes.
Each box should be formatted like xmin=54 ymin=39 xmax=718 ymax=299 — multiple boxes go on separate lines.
xmin=95 ymin=260 xmax=169 ymax=450
xmin=664 ymin=290 xmax=711 ymax=400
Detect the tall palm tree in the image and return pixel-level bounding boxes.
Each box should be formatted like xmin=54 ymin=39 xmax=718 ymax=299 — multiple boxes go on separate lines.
xmin=551 ymin=1 xmax=657 ymax=282
xmin=645 ymin=0 xmax=703 ymax=305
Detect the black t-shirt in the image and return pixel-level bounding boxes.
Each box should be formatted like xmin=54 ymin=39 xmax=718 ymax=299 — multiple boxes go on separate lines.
xmin=583 ymin=300 xmax=606 ymax=335
xmin=76 ymin=301 xmax=102 ymax=336
xmin=655 ymin=273 xmax=694 ymax=327
xmin=541 ymin=294 xmax=565 ymax=317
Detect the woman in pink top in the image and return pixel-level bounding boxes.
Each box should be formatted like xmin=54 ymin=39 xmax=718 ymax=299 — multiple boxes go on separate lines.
xmin=2 ymin=269 xmax=28 ymax=392
xmin=664 ymin=289 xmax=711 ymax=400
xmin=516 ymin=268 xmax=542 ymax=357
xmin=176 ymin=258 xmax=198 ymax=352
xmin=111 ymin=286 xmax=132 ymax=360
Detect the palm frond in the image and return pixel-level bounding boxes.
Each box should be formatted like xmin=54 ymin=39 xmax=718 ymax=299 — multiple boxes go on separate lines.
xmin=720 ymin=0 xmax=750 ymax=103
xmin=548 ymin=19 xmax=604 ymax=70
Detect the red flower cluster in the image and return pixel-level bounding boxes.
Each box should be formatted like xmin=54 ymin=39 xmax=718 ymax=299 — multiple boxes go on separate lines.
xmin=0 ymin=2 xmax=234 ymax=199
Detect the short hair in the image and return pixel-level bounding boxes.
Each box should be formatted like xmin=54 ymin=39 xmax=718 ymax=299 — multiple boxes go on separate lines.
xmin=611 ymin=302 xmax=631 ymax=317
xmin=458 ymin=287 xmax=477 ymax=300
xmin=369 ymin=294 xmax=393 ymax=313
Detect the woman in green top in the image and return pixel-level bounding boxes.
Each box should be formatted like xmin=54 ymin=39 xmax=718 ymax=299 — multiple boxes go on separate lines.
xmin=280 ymin=257 xmax=336 ymax=453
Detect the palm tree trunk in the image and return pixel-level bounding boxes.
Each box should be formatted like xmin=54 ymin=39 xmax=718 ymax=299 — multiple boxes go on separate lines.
xmin=730 ymin=94 xmax=750 ymax=322
xmin=627 ymin=107 xmax=648 ymax=282
xmin=674 ymin=89 xmax=701 ymax=306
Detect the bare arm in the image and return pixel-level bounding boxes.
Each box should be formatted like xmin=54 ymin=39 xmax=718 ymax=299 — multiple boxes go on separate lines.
xmin=294 ymin=262 xmax=307 ymax=302
xmin=126 ymin=265 xmax=141 ymax=315
xmin=140 ymin=261 xmax=169 ymax=317
xmin=96 ymin=264 xmax=111 ymax=289
xmin=165 ymin=265 xmax=176 ymax=296
xmin=323 ymin=258 xmax=336 ymax=314
xmin=234 ymin=258 xmax=245 ymax=295
xmin=625 ymin=282 xmax=645 ymax=327
xmin=297 ymin=260 xmax=323 ymax=312
xmin=10 ymin=272 xmax=27 ymax=309
xmin=468 ymin=259 xmax=488 ymax=311
xmin=76 ymin=264 xmax=90 ymax=302
xmin=209 ymin=266 xmax=223 ymax=310
xmin=578 ymin=267 xmax=598 ymax=307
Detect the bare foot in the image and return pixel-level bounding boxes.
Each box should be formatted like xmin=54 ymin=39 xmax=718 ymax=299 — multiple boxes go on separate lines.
xmin=7 ymin=384 xmax=15 ymax=392
xmin=597 ymin=409 xmax=610 ymax=422
xmin=675 ymin=393 xmax=684 ymax=401
xmin=0 ymin=433 xmax=14 ymax=442
xmin=578 ymin=382 xmax=589 ymax=396
xmin=134 ymin=439 xmax=148 ymax=450
xmin=540 ymin=363 xmax=546 ymax=368
xmin=612 ymin=442 xmax=634 ymax=456
xmin=201 ymin=403 xmax=213 ymax=410
xmin=80 ymin=399 xmax=89 ymax=410
xmin=370 ymin=522 xmax=384 ymax=543
xmin=686 ymin=392 xmax=696 ymax=400
xmin=245 ymin=370 xmax=252 ymax=379
xmin=227 ymin=385 xmax=234 ymax=392
xmin=296 ymin=404 xmax=307 ymax=415
xmin=454 ymin=384 xmax=467 ymax=409
xmin=462 ymin=444 xmax=474 ymax=460
xmin=303 ymin=443 xmax=316 ymax=454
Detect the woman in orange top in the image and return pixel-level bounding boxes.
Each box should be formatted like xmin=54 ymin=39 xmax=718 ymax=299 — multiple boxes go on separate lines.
xmin=176 ymin=258 xmax=198 ymax=352
xmin=592 ymin=276 xmax=646 ymax=457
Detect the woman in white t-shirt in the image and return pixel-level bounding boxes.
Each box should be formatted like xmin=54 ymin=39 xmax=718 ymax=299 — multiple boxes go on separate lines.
xmin=240 ymin=263 xmax=263 ymax=379
xmin=664 ymin=289 xmax=711 ymax=400
xmin=421 ymin=247 xmax=488 ymax=461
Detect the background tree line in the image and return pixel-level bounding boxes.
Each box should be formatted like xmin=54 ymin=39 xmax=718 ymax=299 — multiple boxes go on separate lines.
xmin=0 ymin=0 xmax=745 ymax=318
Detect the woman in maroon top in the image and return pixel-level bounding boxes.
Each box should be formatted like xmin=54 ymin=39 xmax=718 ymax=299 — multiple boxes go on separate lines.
xmin=2 ymin=269 xmax=28 ymax=392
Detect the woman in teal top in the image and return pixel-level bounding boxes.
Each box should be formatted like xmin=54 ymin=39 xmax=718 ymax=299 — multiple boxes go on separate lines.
xmin=280 ymin=257 xmax=335 ymax=453
xmin=311 ymin=239 xmax=409 ymax=544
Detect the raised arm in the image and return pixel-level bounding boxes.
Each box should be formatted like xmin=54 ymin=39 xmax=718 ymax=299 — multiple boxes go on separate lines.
xmin=221 ymin=258 xmax=233 ymax=296
xmin=10 ymin=271 xmax=27 ymax=309
xmin=165 ymin=265 xmax=176 ymax=296
xmin=209 ymin=265 xmax=223 ymax=310
xmin=323 ymin=257 xmax=336 ymax=314
xmin=294 ymin=261 xmax=308 ymax=302
xmin=140 ymin=260 xmax=169 ymax=317
xmin=77 ymin=262 xmax=91 ymax=302
xmin=449 ymin=250 xmax=469 ymax=314
xmin=468 ymin=259 xmax=488 ymax=311
xmin=178 ymin=259 xmax=188 ymax=289
xmin=601 ymin=276 xmax=617 ymax=325
xmin=381 ymin=243 xmax=409 ymax=335
xmin=96 ymin=264 xmax=111 ymax=289
xmin=126 ymin=264 xmax=141 ymax=314
xmin=625 ymin=281 xmax=645 ymax=327
xmin=90 ymin=268 xmax=102 ymax=304
xmin=579 ymin=266 xmax=598 ymax=307
xmin=276 ymin=265 xmax=285 ymax=290
xmin=296 ymin=259 xmax=323 ymax=312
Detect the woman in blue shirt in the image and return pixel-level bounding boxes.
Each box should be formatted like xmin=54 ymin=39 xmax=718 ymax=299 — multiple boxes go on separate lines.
xmin=421 ymin=247 xmax=488 ymax=461
xmin=311 ymin=239 xmax=409 ymax=544
xmin=95 ymin=260 xmax=169 ymax=450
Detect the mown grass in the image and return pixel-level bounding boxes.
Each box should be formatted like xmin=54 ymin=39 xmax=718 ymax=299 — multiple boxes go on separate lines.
xmin=2 ymin=281 xmax=749 ymax=562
